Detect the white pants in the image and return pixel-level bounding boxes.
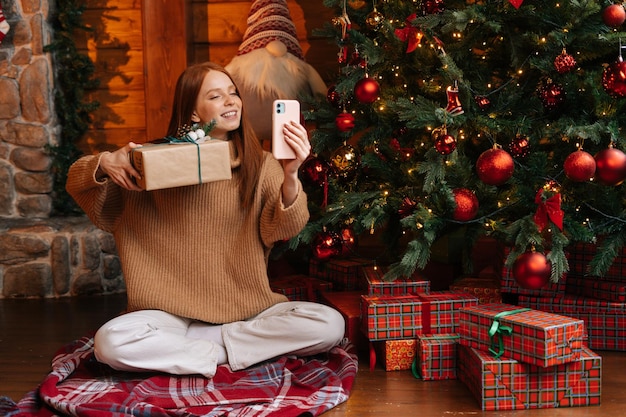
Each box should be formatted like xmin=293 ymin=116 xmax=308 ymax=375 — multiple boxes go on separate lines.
xmin=93 ymin=301 xmax=345 ymax=378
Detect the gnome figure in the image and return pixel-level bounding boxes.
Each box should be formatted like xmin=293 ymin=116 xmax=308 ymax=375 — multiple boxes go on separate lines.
xmin=226 ymin=0 xmax=327 ymax=146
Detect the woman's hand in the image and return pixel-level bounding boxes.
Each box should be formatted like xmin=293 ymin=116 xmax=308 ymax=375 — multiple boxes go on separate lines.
xmin=99 ymin=142 xmax=144 ymax=191
xmin=281 ymin=121 xmax=311 ymax=207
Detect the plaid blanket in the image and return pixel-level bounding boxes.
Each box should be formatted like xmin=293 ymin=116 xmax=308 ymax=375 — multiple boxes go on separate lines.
xmin=2 ymin=336 xmax=358 ymax=417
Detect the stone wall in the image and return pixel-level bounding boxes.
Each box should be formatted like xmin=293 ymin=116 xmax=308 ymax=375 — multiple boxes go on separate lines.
xmin=0 ymin=0 xmax=125 ymax=298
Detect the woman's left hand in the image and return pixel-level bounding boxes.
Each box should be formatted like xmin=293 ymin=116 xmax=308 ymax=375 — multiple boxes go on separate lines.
xmin=281 ymin=121 xmax=311 ymax=175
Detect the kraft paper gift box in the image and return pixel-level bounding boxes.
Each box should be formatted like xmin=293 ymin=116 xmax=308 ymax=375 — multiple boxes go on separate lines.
xmin=269 ymin=275 xmax=333 ymax=302
xmin=566 ymin=275 xmax=626 ymax=302
xmin=458 ymin=303 xmax=585 ymax=368
xmin=363 ymin=265 xmax=430 ymax=296
xmin=414 ymin=334 xmax=459 ymax=380
xmin=458 ymin=344 xmax=602 ymax=411
xmin=361 ymin=291 xmax=478 ymax=341
xmin=373 ymin=339 xmax=418 ymax=371
xmin=449 ymin=277 xmax=502 ymax=304
xmin=309 ymin=257 xmax=375 ymax=291
xmin=518 ymin=294 xmax=626 ymax=351
xmin=130 ymin=140 xmax=232 ymax=191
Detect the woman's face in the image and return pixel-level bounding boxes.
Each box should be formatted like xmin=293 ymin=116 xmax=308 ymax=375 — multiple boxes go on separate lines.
xmin=191 ymin=70 xmax=242 ymax=140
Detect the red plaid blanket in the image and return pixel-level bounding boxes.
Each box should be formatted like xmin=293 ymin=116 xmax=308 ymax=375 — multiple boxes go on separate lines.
xmin=2 ymin=336 xmax=358 ymax=417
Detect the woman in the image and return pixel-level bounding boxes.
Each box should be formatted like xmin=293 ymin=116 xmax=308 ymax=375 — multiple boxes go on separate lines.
xmin=66 ymin=62 xmax=345 ymax=378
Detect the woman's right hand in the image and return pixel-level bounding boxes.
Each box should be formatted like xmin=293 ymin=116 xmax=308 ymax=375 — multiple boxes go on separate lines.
xmin=99 ymin=142 xmax=144 ymax=191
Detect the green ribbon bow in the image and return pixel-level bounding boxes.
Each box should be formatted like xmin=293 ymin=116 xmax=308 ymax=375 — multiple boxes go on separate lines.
xmin=488 ymin=308 xmax=531 ymax=358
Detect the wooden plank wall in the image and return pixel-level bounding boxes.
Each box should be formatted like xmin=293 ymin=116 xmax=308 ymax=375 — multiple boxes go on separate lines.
xmin=76 ymin=0 xmax=337 ymax=154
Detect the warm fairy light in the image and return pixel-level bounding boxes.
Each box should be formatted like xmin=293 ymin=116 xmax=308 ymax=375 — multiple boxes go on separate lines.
xmin=540 ymin=37 xmax=546 ymax=43
xmin=518 ymin=69 xmax=523 ymax=75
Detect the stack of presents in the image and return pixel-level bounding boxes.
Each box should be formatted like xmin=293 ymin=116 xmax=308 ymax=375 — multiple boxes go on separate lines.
xmin=267 ymin=237 xmax=623 ymax=411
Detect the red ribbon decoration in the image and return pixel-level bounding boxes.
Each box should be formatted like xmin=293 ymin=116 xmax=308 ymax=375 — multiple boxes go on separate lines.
xmin=394 ymin=14 xmax=423 ymax=53
xmin=509 ymin=0 xmax=523 ymax=8
xmin=533 ymin=189 xmax=564 ymax=231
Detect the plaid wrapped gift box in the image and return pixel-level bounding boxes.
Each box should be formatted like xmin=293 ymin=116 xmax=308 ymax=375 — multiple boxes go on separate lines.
xmin=414 ymin=334 xmax=459 ymax=381
xmin=519 ymin=294 xmax=626 ymax=351
xmin=567 ymin=241 xmax=626 ymax=280
xmin=566 ymin=276 xmax=626 ymax=303
xmin=361 ymin=291 xmax=478 ymax=341
xmin=363 ymin=265 xmax=430 ymax=296
xmin=309 ymin=257 xmax=375 ymax=290
xmin=373 ymin=339 xmax=417 ymax=371
xmin=450 ymin=277 xmax=502 ymax=304
xmin=458 ymin=344 xmax=602 ymax=411
xmin=458 ymin=303 xmax=585 ymax=368
xmin=501 ymin=247 xmax=566 ymax=297
xmin=269 ymin=275 xmax=333 ymax=302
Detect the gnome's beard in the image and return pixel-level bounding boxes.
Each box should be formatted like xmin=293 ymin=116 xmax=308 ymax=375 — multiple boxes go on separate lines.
xmin=226 ymin=47 xmax=313 ymax=102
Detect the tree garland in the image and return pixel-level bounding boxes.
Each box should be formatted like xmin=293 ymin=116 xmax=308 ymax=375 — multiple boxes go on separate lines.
xmin=44 ymin=0 xmax=99 ymax=215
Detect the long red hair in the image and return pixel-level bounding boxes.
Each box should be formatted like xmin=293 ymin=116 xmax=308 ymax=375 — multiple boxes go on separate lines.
xmin=166 ymin=62 xmax=264 ymax=208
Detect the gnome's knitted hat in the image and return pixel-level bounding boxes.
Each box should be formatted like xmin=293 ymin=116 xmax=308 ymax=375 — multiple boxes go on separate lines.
xmin=237 ymin=0 xmax=304 ymax=60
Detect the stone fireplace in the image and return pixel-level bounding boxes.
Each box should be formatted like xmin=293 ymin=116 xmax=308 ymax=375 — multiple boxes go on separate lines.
xmin=0 ymin=1 xmax=124 ymax=298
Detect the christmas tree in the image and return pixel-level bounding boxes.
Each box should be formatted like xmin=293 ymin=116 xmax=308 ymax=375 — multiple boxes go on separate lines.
xmin=291 ymin=0 xmax=626 ymax=285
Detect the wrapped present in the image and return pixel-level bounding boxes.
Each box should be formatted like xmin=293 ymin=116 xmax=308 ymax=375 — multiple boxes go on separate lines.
xmin=567 ymin=241 xmax=626 ymax=280
xmin=519 ymin=293 xmax=626 ymax=314
xmin=130 ymin=140 xmax=232 ymax=191
xmin=269 ymin=274 xmax=333 ymax=302
xmin=361 ymin=291 xmax=478 ymax=341
xmin=458 ymin=345 xmax=602 ymax=411
xmin=566 ymin=275 xmax=626 ymax=302
xmin=413 ymin=334 xmax=459 ymax=381
xmin=373 ymin=339 xmax=417 ymax=371
xmin=500 ymin=247 xmax=566 ymax=297
xmin=309 ymin=257 xmax=375 ymax=291
xmin=449 ymin=277 xmax=501 ymax=304
xmin=320 ymin=291 xmax=368 ymax=351
xmin=518 ymin=294 xmax=626 ymax=351
xmin=363 ymin=265 xmax=430 ymax=296
xmin=458 ymin=303 xmax=585 ymax=368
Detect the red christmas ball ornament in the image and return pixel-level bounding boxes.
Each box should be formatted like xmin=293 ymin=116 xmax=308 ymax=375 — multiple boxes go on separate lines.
xmin=434 ymin=134 xmax=457 ymax=155
xmin=354 ymin=76 xmax=380 ymax=104
xmin=594 ymin=146 xmax=626 ymax=185
xmin=398 ymin=196 xmax=418 ymax=218
xmin=554 ymin=49 xmax=577 ymax=74
xmin=602 ymin=58 xmax=626 ymax=98
xmin=301 ymin=156 xmax=330 ymax=187
xmin=603 ymin=4 xmax=626 ymax=27
xmin=313 ymin=230 xmax=342 ymax=260
xmin=509 ymin=135 xmax=531 ymax=158
xmin=422 ymin=0 xmax=445 ymax=14
xmin=564 ymin=149 xmax=596 ymax=182
xmin=326 ymin=85 xmax=342 ymax=109
xmin=538 ymin=81 xmax=566 ymax=109
xmin=512 ymin=251 xmax=551 ymax=290
xmin=335 ymin=112 xmax=355 ymax=132
xmin=474 ymin=95 xmax=491 ymax=110
xmin=476 ymin=147 xmax=515 ymax=186
xmin=452 ymin=188 xmax=479 ymax=222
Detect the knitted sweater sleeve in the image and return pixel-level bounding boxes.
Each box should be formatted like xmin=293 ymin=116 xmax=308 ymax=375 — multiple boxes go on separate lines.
xmin=259 ymin=154 xmax=310 ymax=247
xmin=65 ymin=153 xmax=124 ymax=233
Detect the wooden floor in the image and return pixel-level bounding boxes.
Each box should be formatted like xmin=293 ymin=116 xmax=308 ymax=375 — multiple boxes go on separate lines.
xmin=1 ymin=294 xmax=626 ymax=416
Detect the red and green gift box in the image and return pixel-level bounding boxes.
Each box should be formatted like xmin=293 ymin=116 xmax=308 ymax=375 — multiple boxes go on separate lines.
xmin=458 ymin=344 xmax=601 ymax=410
xmin=363 ymin=265 xmax=430 ymax=296
xmin=566 ymin=275 xmax=626 ymax=303
xmin=413 ymin=334 xmax=459 ymax=381
xmin=458 ymin=303 xmax=585 ymax=368
xmin=567 ymin=241 xmax=626 ymax=280
xmin=309 ymin=257 xmax=375 ymax=291
xmin=319 ymin=291 xmax=368 ymax=351
xmin=373 ymin=339 xmax=417 ymax=371
xmin=449 ymin=277 xmax=501 ymax=304
xmin=269 ymin=274 xmax=333 ymax=302
xmin=519 ymin=294 xmax=626 ymax=351
xmin=361 ymin=291 xmax=478 ymax=341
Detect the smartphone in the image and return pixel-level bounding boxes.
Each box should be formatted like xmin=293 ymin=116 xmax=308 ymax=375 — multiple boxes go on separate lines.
xmin=272 ymin=99 xmax=300 ymax=159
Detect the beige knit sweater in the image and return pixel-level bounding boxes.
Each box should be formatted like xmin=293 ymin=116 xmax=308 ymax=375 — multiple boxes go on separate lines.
xmin=66 ymin=142 xmax=310 ymax=323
